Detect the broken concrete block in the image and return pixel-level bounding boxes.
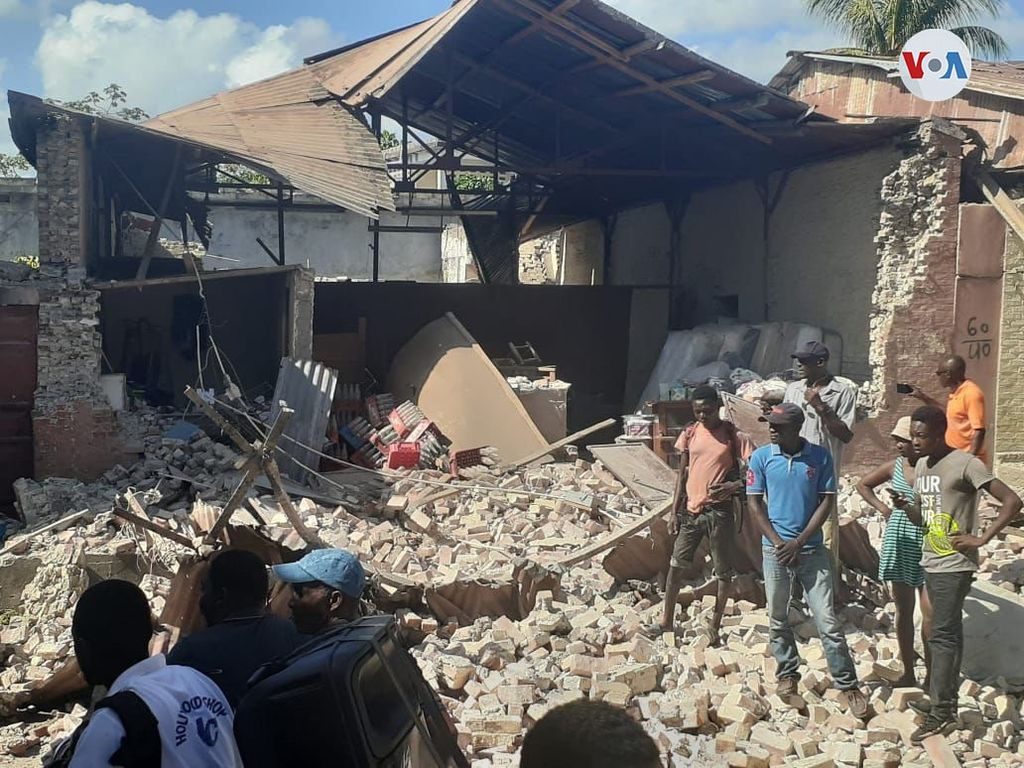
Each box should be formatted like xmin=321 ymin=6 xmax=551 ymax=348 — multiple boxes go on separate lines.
xmin=750 ymin=723 xmax=793 ymax=758
xmin=726 ymin=746 xmax=770 ymax=768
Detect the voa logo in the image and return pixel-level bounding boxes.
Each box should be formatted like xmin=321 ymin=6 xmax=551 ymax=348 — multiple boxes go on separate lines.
xmin=899 ymin=29 xmax=972 ymax=102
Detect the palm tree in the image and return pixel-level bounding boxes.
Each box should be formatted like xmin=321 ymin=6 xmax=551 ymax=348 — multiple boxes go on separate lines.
xmin=805 ymin=0 xmax=1010 ymax=59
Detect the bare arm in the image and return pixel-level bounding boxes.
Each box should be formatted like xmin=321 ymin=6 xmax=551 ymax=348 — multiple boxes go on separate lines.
xmin=747 ymin=495 xmax=782 ymax=547
xmin=855 ymin=459 xmax=897 ymax=518
xmin=909 ymin=385 xmax=942 ymax=410
xmin=970 ymin=428 xmax=987 ymax=457
xmin=671 ymin=455 xmax=688 ymax=515
xmin=815 ymin=401 xmax=854 ymax=443
xmin=977 ymin=478 xmax=1022 ymax=545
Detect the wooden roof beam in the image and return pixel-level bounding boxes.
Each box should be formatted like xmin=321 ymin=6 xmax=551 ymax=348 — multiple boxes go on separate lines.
xmin=449 ymin=51 xmax=625 ymax=138
xmin=710 ymin=93 xmax=771 ymax=112
xmin=416 ymin=0 xmax=582 ymax=120
xmin=612 ymin=70 xmax=714 ymax=97
xmin=500 ymin=0 xmax=772 ymax=145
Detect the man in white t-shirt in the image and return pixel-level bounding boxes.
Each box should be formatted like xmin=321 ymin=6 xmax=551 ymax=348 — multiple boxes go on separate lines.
xmin=66 ymin=579 xmax=243 ymax=768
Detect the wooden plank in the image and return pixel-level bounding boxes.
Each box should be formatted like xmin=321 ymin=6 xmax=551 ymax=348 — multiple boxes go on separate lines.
xmin=503 ymin=417 xmax=617 ymax=471
xmin=271 ymin=358 xmax=339 ymax=484
xmin=557 ymin=499 xmax=673 ymax=567
xmin=135 ymin=145 xmax=183 ymax=280
xmin=115 ymin=492 xmax=197 ymax=549
xmin=262 ymin=455 xmax=325 ymax=548
xmin=184 ymin=387 xmax=252 ymax=454
xmin=972 ymin=167 xmax=1024 ymax=245
xmin=587 ymin=442 xmax=675 ymax=507
xmin=613 ymin=71 xmax=714 ymax=97
xmin=0 ymin=511 xmax=86 ymax=556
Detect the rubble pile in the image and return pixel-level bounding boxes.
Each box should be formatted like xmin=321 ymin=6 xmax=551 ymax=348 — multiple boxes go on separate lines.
xmin=2 ymin=409 xmax=1024 ymax=765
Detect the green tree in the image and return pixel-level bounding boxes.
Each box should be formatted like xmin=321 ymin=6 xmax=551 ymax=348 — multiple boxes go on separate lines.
xmin=805 ymin=0 xmax=1009 ymax=58
xmin=54 ymin=83 xmax=149 ymax=122
xmin=380 ymin=129 xmax=399 ymax=150
xmin=0 ymin=153 xmax=31 ymax=176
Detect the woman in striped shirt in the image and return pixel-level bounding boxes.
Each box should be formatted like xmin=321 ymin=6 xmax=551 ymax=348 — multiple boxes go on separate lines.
xmin=855 ymin=416 xmax=932 ymax=688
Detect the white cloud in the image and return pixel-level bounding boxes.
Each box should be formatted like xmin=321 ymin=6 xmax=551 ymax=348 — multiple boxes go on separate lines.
xmin=604 ymin=0 xmax=842 ymax=83
xmin=697 ymin=28 xmax=841 ymax=83
xmin=36 ymin=2 xmax=340 ymax=117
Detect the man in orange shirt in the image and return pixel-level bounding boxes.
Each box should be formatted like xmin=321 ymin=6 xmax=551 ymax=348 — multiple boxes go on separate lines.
xmin=651 ymin=385 xmax=753 ymax=645
xmin=909 ymin=355 xmax=987 ymax=462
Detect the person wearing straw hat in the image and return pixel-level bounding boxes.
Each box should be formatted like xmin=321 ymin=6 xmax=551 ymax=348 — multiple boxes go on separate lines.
xmin=855 ymin=416 xmax=931 ymax=688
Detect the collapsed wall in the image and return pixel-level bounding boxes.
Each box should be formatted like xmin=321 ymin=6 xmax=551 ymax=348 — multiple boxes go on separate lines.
xmin=848 ymin=122 xmax=963 ymax=472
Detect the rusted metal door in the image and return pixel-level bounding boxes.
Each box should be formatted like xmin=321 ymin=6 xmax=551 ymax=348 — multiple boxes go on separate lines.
xmin=0 ymin=305 xmax=37 ymax=514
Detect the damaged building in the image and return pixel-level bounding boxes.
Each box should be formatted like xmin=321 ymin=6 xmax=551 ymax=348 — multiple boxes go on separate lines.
xmin=3 ymin=0 xmax=1024 ymax=764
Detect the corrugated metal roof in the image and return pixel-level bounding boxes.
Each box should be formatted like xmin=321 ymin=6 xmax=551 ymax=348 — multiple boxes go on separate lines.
xmin=772 ymin=51 xmax=1024 ymax=103
xmin=145 ymin=66 xmax=393 ymax=218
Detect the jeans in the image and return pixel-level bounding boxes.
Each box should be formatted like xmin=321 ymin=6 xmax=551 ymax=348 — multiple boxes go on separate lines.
xmin=763 ymin=544 xmax=858 ymax=690
xmin=926 ymin=571 xmax=974 ymax=719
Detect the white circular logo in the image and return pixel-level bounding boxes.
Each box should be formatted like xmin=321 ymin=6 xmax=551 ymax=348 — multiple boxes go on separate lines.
xmin=899 ymin=29 xmax=972 ymax=102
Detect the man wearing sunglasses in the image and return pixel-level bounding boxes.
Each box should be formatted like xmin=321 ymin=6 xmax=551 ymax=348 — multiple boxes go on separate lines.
xmin=272 ymin=549 xmax=366 ymax=636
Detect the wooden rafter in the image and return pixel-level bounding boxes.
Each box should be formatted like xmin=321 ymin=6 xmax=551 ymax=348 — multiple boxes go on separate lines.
xmin=611 ymin=70 xmax=714 ymax=98
xmin=416 ymin=0 xmax=581 ymax=120
xmin=497 ymin=0 xmax=772 ymax=145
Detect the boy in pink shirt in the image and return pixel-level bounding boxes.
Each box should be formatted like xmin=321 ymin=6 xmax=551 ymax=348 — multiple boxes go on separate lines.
xmin=652 ymin=385 xmax=752 ymax=645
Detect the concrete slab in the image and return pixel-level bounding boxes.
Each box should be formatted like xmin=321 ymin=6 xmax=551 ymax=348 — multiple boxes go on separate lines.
xmin=963 ymin=580 xmax=1024 ymax=686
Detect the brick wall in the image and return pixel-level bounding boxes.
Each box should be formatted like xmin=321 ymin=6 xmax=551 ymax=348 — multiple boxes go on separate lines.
xmin=995 ymin=230 xmax=1024 ymax=491
xmin=26 ymin=116 xmax=133 ymax=480
xmin=845 ymin=123 xmax=963 ymax=474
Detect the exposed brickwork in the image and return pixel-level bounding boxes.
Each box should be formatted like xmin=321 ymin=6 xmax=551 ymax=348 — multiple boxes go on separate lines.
xmin=847 ymin=123 xmax=963 ymax=475
xmin=35 ymin=116 xmax=87 ymax=268
xmin=15 ymin=116 xmax=133 ymax=481
xmin=289 ymin=267 xmax=315 ymax=359
xmin=33 ymin=400 xmax=134 ymax=481
xmin=995 ymin=230 xmax=1024 ymax=491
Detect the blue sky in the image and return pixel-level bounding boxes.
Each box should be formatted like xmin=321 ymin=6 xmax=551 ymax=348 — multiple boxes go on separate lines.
xmin=4 ymin=0 xmax=1024 ymax=158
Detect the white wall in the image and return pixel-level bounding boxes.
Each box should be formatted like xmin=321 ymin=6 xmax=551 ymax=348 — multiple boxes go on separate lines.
xmin=600 ymin=143 xmax=900 ymax=380
xmin=207 ymin=199 xmax=444 ymax=282
xmin=0 ymin=180 xmax=39 ymax=260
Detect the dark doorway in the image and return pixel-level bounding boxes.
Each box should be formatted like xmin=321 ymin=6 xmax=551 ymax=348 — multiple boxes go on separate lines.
xmin=0 ymin=304 xmax=38 ymax=515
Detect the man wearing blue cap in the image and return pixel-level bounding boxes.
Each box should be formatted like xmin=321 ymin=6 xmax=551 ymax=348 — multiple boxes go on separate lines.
xmin=272 ymin=549 xmax=366 ymax=636
xmin=746 ymin=403 xmax=869 ymax=719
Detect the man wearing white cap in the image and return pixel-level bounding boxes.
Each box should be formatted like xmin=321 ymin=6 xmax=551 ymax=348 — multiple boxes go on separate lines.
xmin=272 ymin=549 xmax=366 ymax=636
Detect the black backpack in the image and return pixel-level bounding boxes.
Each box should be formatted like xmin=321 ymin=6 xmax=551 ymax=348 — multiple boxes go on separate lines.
xmin=234 ymin=615 xmax=468 ymax=768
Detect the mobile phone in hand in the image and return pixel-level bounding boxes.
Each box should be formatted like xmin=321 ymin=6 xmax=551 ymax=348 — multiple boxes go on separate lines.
xmin=896 ymin=383 xmax=913 ymax=395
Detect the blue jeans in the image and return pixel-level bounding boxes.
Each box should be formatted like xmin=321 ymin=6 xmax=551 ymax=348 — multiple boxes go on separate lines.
xmin=763 ymin=544 xmax=858 ymax=690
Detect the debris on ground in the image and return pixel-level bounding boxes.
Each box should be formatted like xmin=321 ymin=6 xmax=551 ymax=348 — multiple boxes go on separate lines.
xmin=2 ymin=404 xmax=1023 ymax=766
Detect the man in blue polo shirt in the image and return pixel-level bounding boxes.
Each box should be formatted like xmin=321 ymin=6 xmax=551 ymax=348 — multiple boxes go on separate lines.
xmin=746 ymin=403 xmax=868 ymax=719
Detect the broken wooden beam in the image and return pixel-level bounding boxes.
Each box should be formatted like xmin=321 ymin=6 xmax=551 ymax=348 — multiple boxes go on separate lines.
xmin=114 ymin=493 xmax=197 ymax=550
xmin=502 ymin=417 xmax=617 ymax=471
xmin=557 ymin=499 xmax=673 ymax=568
xmin=0 ymin=511 xmax=87 ymax=556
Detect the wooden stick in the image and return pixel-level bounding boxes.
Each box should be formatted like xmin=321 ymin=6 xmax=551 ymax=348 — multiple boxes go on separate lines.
xmin=0 ymin=511 xmax=87 ymax=556
xmin=203 ymin=455 xmax=261 ymax=544
xmin=203 ymin=407 xmax=293 ymax=545
xmin=136 ymin=145 xmax=183 ymax=281
xmin=557 ymin=499 xmax=672 ymax=567
xmin=184 ymin=387 xmax=253 ymax=454
xmin=501 ymin=417 xmax=617 ymax=471
xmin=115 ymin=494 xmax=196 ymax=550
xmin=263 ymin=455 xmax=325 ymax=548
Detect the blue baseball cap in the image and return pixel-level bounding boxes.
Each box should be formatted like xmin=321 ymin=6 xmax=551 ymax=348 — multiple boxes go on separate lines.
xmin=272 ymin=549 xmax=366 ymax=598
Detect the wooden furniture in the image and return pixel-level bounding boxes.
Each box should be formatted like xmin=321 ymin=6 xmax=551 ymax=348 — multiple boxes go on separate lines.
xmin=651 ymin=400 xmax=694 ymax=469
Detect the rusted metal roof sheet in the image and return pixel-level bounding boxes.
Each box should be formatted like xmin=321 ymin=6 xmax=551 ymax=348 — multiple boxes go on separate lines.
xmin=308 ymin=1 xmax=481 ymax=105
xmin=145 ymin=66 xmax=393 ymax=218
